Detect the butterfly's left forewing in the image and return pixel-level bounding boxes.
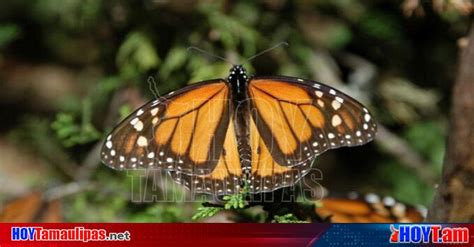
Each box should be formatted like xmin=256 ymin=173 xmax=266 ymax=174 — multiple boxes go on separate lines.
xmin=248 ymin=76 xmax=377 ymax=167
xmin=101 ymin=79 xmax=231 ymax=175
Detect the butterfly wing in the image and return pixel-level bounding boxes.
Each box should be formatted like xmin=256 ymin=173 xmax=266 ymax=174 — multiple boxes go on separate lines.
xmin=168 ymin=116 xmax=243 ymax=195
xmin=101 ymin=79 xmax=231 ymax=175
xmin=316 ymin=194 xmax=426 ymax=223
xmin=248 ymin=76 xmax=377 ymax=166
xmin=248 ymin=115 xmax=313 ymax=193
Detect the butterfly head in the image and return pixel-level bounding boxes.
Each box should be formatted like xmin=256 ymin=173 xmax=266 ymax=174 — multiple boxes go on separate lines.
xmin=227 ymin=65 xmax=248 ymax=84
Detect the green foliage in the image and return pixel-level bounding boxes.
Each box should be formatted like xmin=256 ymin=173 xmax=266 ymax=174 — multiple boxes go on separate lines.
xmin=199 ymin=1 xmax=261 ymax=56
xmin=404 ymin=121 xmax=445 ymax=172
xmin=324 ymin=23 xmax=353 ymax=50
xmin=192 ymin=207 xmax=223 ymax=220
xmin=31 ymin=0 xmax=102 ymax=31
xmin=375 ymin=160 xmax=434 ymax=206
xmin=159 ymin=46 xmax=188 ymax=79
xmin=118 ymin=104 xmax=133 ymax=121
xmin=0 ymin=23 xmax=20 ymax=49
xmin=116 ymin=32 xmax=160 ymax=79
xmin=192 ymin=185 xmax=248 ymax=220
xmin=51 ymin=99 xmax=101 ymax=147
xmin=130 ymin=204 xmax=183 ymax=222
xmin=358 ymin=11 xmax=402 ymax=43
xmin=223 ymin=193 xmax=246 ymax=210
xmin=273 ymin=214 xmax=307 ymax=223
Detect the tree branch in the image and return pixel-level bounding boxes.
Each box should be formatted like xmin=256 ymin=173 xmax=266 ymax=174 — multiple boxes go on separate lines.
xmin=427 ymin=18 xmax=474 ymax=222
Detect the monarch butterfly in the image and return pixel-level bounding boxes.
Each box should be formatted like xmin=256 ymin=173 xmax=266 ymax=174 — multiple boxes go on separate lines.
xmin=0 ymin=192 xmax=62 ymax=222
xmin=101 ymin=64 xmax=377 ymax=195
xmin=315 ymin=193 xmax=427 ymax=223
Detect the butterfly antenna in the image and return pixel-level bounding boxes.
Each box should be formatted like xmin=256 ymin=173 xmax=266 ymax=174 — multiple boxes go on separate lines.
xmin=246 ymin=42 xmax=289 ymax=62
xmin=187 ymin=46 xmax=235 ymax=65
xmin=147 ymin=76 xmax=162 ymax=100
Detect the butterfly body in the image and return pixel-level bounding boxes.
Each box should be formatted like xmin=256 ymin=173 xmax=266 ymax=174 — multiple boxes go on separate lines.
xmin=101 ymin=65 xmax=377 ymax=195
xmin=228 ymin=65 xmax=253 ymax=178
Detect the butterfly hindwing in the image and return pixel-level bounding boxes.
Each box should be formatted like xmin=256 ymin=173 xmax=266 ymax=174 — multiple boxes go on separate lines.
xmin=101 ymin=79 xmax=231 ymax=175
xmin=248 ymin=76 xmax=377 ymax=167
xmin=169 ymin=117 xmax=243 ymax=195
xmin=249 ymin=116 xmax=313 ymax=193
xmin=316 ymin=194 xmax=426 ymax=223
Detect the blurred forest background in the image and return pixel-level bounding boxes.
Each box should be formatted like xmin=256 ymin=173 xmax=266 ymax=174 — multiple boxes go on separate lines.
xmin=0 ymin=0 xmax=472 ymax=222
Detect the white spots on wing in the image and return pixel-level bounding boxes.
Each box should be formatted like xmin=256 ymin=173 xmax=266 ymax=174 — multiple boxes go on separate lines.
xmin=335 ymin=96 xmax=344 ymax=103
xmin=106 ymin=141 xmax=112 ymax=149
xmin=317 ymin=99 xmax=325 ymax=107
xmin=363 ymin=107 xmax=368 ymax=113
xmin=363 ymin=123 xmax=369 ymax=130
xmin=365 ymin=193 xmax=380 ymax=203
xmin=345 ymin=135 xmax=351 ymax=139
xmin=166 ymin=157 xmax=173 ymax=162
xmin=329 ymin=89 xmax=336 ymax=95
xmin=328 ymin=133 xmax=335 ymax=139
xmin=331 ymin=100 xmax=341 ymax=110
xmin=312 ymin=142 xmax=318 ymax=147
xmin=134 ymin=120 xmax=144 ymax=131
xmin=131 ymin=157 xmax=137 ymax=162
xmin=364 ymin=114 xmax=371 ymax=122
xmin=147 ymin=152 xmax=155 ymax=159
xmin=107 ymin=135 xmax=112 ymax=141
xmin=151 ymin=108 xmax=159 ymax=116
xmin=151 ymin=100 xmax=160 ymax=107
xmin=169 ymin=91 xmax=175 ymax=95
xmin=130 ymin=117 xmax=139 ymax=125
xmin=315 ymin=90 xmax=323 ymax=97
xmin=136 ymin=109 xmax=144 ymax=116
xmin=393 ymin=203 xmax=407 ymax=217
xmin=137 ymin=136 xmax=148 ymax=147
xmin=159 ymin=151 xmax=164 ymax=156
xmin=313 ymin=83 xmax=321 ymax=89
xmin=383 ymin=196 xmax=396 ymax=206
xmin=331 ymin=114 xmax=342 ymax=127
xmin=152 ymin=117 xmax=159 ymax=125
xmin=110 ymin=149 xmax=116 ymax=156
xmin=297 ymin=78 xmax=304 ymax=82
xmin=119 ymin=156 xmax=125 ymax=162
xmin=356 ymin=131 xmax=361 ymax=137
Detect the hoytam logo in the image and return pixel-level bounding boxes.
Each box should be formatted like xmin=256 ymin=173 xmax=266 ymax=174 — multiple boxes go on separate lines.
xmin=390 ymin=224 xmax=469 ymax=244
xmin=11 ymin=227 xmax=131 ymax=242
